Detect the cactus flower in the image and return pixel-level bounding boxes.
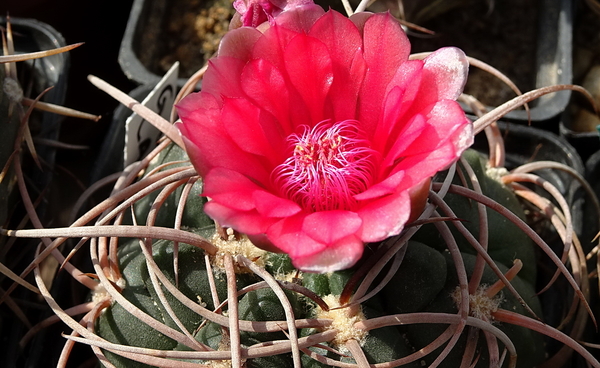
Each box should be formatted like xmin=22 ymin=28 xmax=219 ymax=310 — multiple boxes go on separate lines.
xmin=176 ymin=2 xmax=473 ymax=272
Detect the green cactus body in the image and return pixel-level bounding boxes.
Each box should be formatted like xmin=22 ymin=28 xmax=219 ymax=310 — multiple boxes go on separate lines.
xmin=413 ymin=149 xmax=537 ymax=284
xmin=95 ymin=146 xmax=545 ymax=367
xmin=400 ymin=250 xmax=545 ymax=368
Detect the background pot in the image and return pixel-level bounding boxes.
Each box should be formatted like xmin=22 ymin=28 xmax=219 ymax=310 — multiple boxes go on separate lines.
xmin=382 ymin=0 xmax=573 ymax=124
xmin=0 ymin=16 xmax=71 ymax=368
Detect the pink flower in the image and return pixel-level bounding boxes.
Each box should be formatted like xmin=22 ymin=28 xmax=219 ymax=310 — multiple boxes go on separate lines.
xmin=176 ymin=4 xmax=472 ymax=272
xmin=232 ymin=0 xmax=313 ymax=27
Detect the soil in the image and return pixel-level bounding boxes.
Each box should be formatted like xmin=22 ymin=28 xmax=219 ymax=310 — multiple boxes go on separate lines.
xmin=158 ymin=0 xmax=236 ymax=78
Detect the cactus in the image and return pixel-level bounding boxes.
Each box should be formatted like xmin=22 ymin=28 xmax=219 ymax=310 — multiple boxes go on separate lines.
xmin=6 ymin=89 xmax=598 ymax=367
xmin=72 ymin=142 xmax=591 ymax=367
xmin=2 ymin=3 xmax=599 ymax=368
xmin=6 ymin=60 xmax=597 ymax=368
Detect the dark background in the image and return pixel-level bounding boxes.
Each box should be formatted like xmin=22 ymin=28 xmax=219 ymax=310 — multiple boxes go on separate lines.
xmin=1 ymin=1 xmax=137 ymax=366
xmin=1 ymin=0 xmax=137 ymax=189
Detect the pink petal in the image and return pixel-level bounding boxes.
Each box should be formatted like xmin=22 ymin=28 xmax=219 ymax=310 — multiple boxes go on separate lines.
xmin=266 ymin=215 xmax=325 ymax=255
xmin=218 ymin=27 xmax=262 ymax=59
xmin=204 ymin=201 xmax=277 ymax=235
xmin=241 ymin=58 xmax=295 ymax=133
xmin=222 ymin=97 xmax=285 ymax=160
xmin=283 ymin=33 xmax=333 ymax=123
xmin=354 ymin=170 xmax=405 ymax=201
xmin=292 ymin=235 xmax=364 ymax=272
xmin=180 ymin=125 xmax=271 ymax=183
xmin=274 ymin=4 xmax=325 ymax=32
xmin=395 ymin=144 xmax=457 ymax=185
xmin=203 ymin=168 xmax=262 ymax=211
xmin=309 ymin=11 xmax=363 ymax=71
xmin=176 ymin=90 xmax=221 ymax=119
xmin=404 ymin=47 xmax=469 ymax=116
xmin=309 ymin=10 xmax=366 ymax=121
xmin=401 ymin=100 xmax=472 ymax=158
xmin=201 ymin=58 xmax=247 ymax=102
xmin=357 ymin=190 xmax=411 ymax=243
xmin=266 ymin=214 xmax=364 ymax=272
xmin=372 ymin=60 xmax=424 ymax=148
xmin=357 ymin=13 xmax=411 ymax=135
xmin=302 ymin=211 xmax=362 ymax=245
xmin=380 ymin=113 xmax=427 ymax=170
xmin=253 ymin=190 xmax=302 ymax=217
xmin=348 ymin=11 xmax=373 ymax=33
xmin=422 ymin=47 xmax=469 ymax=101
xmin=252 ymin=23 xmax=298 ymax=68
xmin=176 ymin=93 xmax=223 ymax=176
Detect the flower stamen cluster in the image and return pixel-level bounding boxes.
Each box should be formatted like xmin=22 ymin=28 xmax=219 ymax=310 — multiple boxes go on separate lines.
xmin=274 ymin=120 xmax=377 ymax=212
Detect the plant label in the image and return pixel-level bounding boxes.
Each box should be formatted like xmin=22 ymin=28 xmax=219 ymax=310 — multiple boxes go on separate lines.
xmin=124 ymin=62 xmax=179 ymax=166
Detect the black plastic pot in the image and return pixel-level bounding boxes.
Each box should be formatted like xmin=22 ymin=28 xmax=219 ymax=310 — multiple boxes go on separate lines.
xmin=119 ymin=0 xmax=215 ymax=88
xmin=472 ymin=121 xmax=585 ymax=238
xmin=0 ymin=16 xmax=70 ymax=368
xmin=559 ymin=119 xmax=600 ymax=163
xmin=410 ymin=0 xmax=572 ymax=124
xmin=584 ymin=149 xmax=600 ymax=246
xmin=558 ymin=1 xmax=600 ymax=163
xmin=0 ymin=16 xmax=70 ymax=189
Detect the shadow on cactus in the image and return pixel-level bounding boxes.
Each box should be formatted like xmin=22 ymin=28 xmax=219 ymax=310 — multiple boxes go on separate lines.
xmin=2 ymin=1 xmax=600 ymax=367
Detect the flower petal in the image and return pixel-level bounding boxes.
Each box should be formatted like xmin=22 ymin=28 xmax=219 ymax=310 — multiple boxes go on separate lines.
xmin=201 ymin=58 xmax=247 ymax=101
xmin=401 ymin=100 xmax=472 ymax=159
xmin=222 ymin=97 xmax=286 ymax=161
xmin=357 ymin=12 xmax=411 ymax=135
xmin=405 ymin=47 xmax=469 ymax=116
xmin=218 ymin=26 xmax=262 ymax=59
xmin=253 ymin=190 xmax=302 ymax=217
xmin=266 ymin=214 xmax=364 ymax=272
xmin=302 ymin=210 xmax=362 ymax=245
xmin=292 ymin=235 xmax=364 ymax=272
xmin=358 ymin=190 xmax=411 ymax=242
xmin=422 ymin=47 xmax=469 ymax=101
xmin=354 ymin=169 xmax=404 ymax=201
xmin=204 ymin=201 xmax=277 ymax=235
xmin=309 ymin=10 xmax=366 ymax=121
xmin=372 ymin=60 xmax=424 ymax=148
xmin=178 ymin=104 xmax=271 ymax=182
xmin=380 ymin=112 xmax=427 ymax=170
xmin=283 ymin=33 xmax=334 ymax=123
xmin=241 ymin=58 xmax=295 ymax=133
xmin=203 ymin=168 xmax=262 ymax=211
xmin=274 ymin=3 xmax=325 ymax=32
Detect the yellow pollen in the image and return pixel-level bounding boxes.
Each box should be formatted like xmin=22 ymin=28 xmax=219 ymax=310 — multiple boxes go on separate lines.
xmin=316 ymin=294 xmax=367 ymax=351
xmin=210 ymin=229 xmax=267 ymax=273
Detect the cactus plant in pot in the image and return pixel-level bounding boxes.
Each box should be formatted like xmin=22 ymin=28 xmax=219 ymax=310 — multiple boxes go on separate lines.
xmin=0 ymin=16 xmax=103 ymax=367
xmin=2 ymin=0 xmax=600 ymax=367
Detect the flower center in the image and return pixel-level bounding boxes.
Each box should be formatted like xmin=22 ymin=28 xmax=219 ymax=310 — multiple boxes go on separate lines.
xmin=273 ymin=120 xmax=377 ymax=211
